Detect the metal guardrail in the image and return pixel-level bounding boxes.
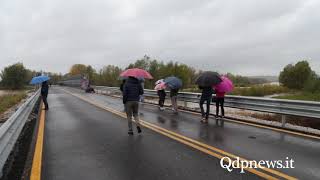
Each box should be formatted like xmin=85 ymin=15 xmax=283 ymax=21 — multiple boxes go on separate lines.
xmin=92 ymin=86 xmax=320 ymax=122
xmin=0 ymin=90 xmax=40 ymax=176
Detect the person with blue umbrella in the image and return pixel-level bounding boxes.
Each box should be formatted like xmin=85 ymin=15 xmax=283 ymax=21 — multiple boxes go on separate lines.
xmin=30 ymin=75 xmax=50 ymax=110
xmin=164 ymin=76 xmax=182 ymax=114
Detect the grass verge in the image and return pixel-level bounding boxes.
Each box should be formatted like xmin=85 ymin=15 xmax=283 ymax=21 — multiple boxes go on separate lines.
xmin=0 ymin=93 xmax=27 ymax=114
xmin=273 ymin=92 xmax=320 ymax=102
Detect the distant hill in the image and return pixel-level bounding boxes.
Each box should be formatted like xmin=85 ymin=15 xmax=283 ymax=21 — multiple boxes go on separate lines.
xmin=247 ymin=76 xmax=278 ymax=83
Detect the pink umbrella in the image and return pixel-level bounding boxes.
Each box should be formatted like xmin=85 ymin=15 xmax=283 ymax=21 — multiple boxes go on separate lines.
xmin=154 ymin=82 xmax=166 ymax=90
xmin=214 ymin=76 xmax=234 ymax=93
xmin=120 ymin=68 xmax=153 ymax=79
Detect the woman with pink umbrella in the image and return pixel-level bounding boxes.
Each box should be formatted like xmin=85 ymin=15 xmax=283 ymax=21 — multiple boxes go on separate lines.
xmin=154 ymin=79 xmax=166 ymax=111
xmin=120 ymin=68 xmax=153 ymax=135
xmin=213 ymin=76 xmax=234 ymax=120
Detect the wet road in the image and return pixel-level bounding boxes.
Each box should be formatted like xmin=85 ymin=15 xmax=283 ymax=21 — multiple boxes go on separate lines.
xmin=42 ymin=87 xmax=259 ymax=180
xmin=62 ymin=87 xmax=320 ymax=179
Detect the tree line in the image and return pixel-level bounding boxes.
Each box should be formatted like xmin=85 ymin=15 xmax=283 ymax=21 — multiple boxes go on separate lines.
xmin=1 ymin=57 xmax=318 ymax=93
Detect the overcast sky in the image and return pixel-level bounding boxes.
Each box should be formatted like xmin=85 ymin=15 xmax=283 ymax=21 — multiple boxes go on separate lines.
xmin=1 ymin=0 xmax=319 ymax=76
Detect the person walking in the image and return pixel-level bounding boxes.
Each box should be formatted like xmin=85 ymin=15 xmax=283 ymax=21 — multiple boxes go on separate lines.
xmin=214 ymin=88 xmax=225 ymax=119
xmin=120 ymin=79 xmax=126 ymax=112
xmin=123 ymin=77 xmax=144 ymax=135
xmin=41 ymin=81 xmax=49 ymax=110
xmin=170 ymin=88 xmax=179 ymax=114
xmin=199 ymin=86 xmax=214 ymax=123
xmin=157 ymin=89 xmax=166 ymax=111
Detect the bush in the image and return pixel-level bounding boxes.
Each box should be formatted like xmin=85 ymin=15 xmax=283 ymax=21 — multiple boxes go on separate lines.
xmin=279 ymin=61 xmax=312 ymax=89
xmin=0 ymin=63 xmax=27 ymax=90
xmin=303 ymin=77 xmax=320 ymax=93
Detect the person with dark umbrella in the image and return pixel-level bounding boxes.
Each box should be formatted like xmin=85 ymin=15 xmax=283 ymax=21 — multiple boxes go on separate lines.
xmin=41 ymin=81 xmax=49 ymax=110
xmin=164 ymin=76 xmax=182 ymax=114
xmin=199 ymin=86 xmax=214 ymax=123
xmin=195 ymin=71 xmax=222 ymax=123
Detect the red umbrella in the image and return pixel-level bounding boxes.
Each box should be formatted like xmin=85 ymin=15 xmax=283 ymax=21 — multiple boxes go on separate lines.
xmin=120 ymin=68 xmax=153 ymax=79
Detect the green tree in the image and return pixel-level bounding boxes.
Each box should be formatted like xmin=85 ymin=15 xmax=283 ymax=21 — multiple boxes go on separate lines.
xmin=69 ymin=64 xmax=88 ymax=75
xmin=95 ymin=65 xmax=122 ymax=86
xmin=0 ymin=63 xmax=27 ymax=90
xmin=279 ymin=61 xmax=312 ymax=89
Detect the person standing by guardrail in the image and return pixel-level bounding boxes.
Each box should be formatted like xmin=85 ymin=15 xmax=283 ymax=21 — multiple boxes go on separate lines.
xmin=155 ymin=79 xmax=166 ymax=111
xmin=123 ymin=77 xmax=144 ymax=135
xmin=214 ymin=89 xmax=225 ymax=119
xmin=199 ymin=86 xmax=214 ymax=123
xmin=195 ymin=71 xmax=222 ymax=122
xmin=30 ymin=75 xmax=51 ymax=110
xmin=164 ymin=76 xmax=182 ymax=114
xmin=214 ymin=76 xmax=234 ymax=120
xmin=41 ymin=81 xmax=49 ymax=110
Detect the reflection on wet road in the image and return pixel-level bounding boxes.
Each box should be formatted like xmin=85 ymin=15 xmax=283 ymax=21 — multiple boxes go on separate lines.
xmin=45 ymin=87 xmax=320 ymax=180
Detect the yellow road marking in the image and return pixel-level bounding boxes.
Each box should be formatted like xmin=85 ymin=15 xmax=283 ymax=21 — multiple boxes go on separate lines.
xmin=62 ymin=88 xmax=298 ymax=180
xmin=30 ymin=103 xmax=46 ymax=180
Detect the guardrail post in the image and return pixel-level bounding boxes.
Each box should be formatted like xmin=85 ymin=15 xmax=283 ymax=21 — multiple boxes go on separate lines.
xmin=183 ymin=98 xmax=188 ymax=108
xmin=281 ymin=115 xmax=286 ymax=128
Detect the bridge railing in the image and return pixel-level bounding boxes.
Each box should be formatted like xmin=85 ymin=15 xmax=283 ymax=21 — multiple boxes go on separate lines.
xmin=92 ymin=86 xmax=320 ymax=125
xmin=0 ymin=90 xmax=40 ymax=176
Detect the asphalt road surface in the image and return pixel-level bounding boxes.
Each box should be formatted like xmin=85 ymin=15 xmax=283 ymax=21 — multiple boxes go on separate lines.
xmin=40 ymin=87 xmax=320 ymax=180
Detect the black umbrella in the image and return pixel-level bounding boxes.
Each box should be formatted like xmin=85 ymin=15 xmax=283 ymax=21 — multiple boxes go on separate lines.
xmin=195 ymin=71 xmax=222 ymax=87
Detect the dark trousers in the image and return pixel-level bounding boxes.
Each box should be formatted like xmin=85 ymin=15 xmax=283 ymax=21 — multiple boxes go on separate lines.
xmin=216 ymin=97 xmax=224 ymax=117
xmin=200 ymin=96 xmax=211 ymax=119
xmin=158 ymin=90 xmax=166 ymax=107
xmin=41 ymin=94 xmax=49 ymax=110
xmin=159 ymin=97 xmax=165 ymax=107
xmin=125 ymin=101 xmax=140 ymax=130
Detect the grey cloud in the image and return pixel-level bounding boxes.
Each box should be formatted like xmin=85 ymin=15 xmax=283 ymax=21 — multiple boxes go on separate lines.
xmin=0 ymin=0 xmax=319 ymax=76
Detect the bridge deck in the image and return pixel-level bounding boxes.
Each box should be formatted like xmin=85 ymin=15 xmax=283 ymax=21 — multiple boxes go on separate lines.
xmin=39 ymin=87 xmax=320 ymax=180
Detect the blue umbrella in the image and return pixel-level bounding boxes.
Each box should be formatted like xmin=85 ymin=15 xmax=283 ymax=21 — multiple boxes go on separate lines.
xmin=30 ymin=75 xmax=50 ymax=85
xmin=164 ymin=76 xmax=182 ymax=89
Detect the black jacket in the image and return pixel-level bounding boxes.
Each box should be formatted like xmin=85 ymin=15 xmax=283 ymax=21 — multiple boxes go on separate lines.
xmin=41 ymin=82 xmax=49 ymax=96
xmin=199 ymin=86 xmax=214 ymax=99
xmin=123 ymin=77 xmax=144 ymax=103
xmin=120 ymin=80 xmax=125 ymax=92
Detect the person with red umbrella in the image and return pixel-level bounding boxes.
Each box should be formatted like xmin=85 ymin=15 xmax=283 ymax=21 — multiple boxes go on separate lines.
xmin=120 ymin=68 xmax=153 ymax=135
xmin=213 ymin=76 xmax=234 ymax=120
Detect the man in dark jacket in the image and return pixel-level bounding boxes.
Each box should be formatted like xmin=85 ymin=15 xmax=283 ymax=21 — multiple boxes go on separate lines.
xmin=199 ymin=86 xmax=214 ymax=123
xmin=41 ymin=81 xmax=49 ymax=110
xmin=123 ymin=77 xmax=144 ymax=135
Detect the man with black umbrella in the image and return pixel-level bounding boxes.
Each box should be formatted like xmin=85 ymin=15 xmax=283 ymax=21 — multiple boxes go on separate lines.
xmin=199 ymin=86 xmax=214 ymax=123
xmin=195 ymin=71 xmax=222 ymax=123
